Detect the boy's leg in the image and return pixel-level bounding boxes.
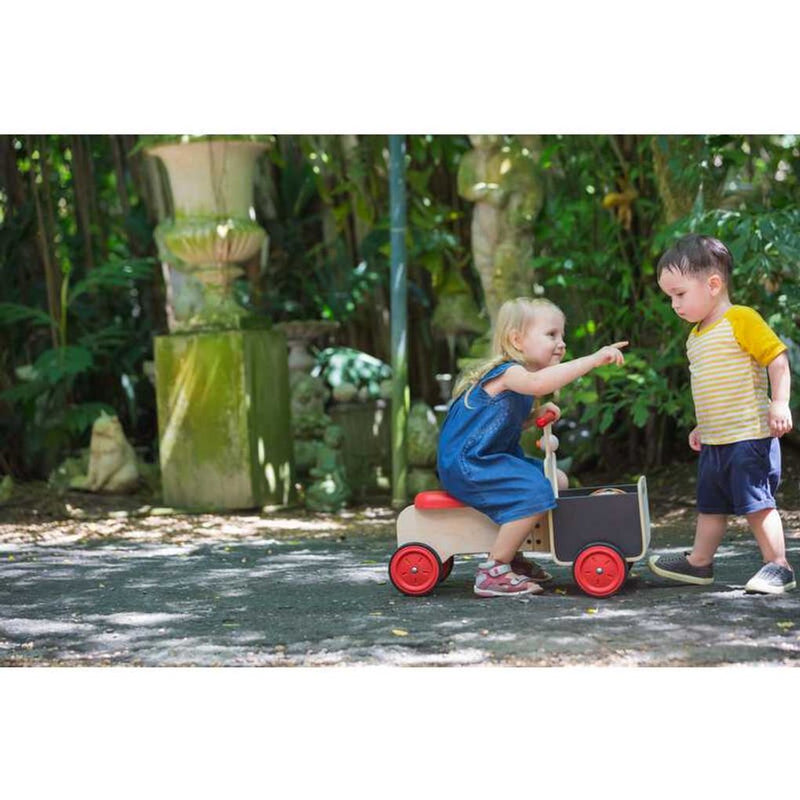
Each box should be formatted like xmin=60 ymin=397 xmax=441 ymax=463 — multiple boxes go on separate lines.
xmin=688 ymin=513 xmax=728 ymax=566
xmin=743 ymin=508 xmax=795 ymax=594
xmin=746 ymin=508 xmax=789 ymax=567
xmin=737 ymin=439 xmax=794 ymax=592
xmin=648 ymin=513 xmax=726 ymax=585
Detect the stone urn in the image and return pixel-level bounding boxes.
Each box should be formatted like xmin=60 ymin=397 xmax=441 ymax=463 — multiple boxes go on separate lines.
xmin=147 ymin=138 xmax=270 ymax=330
xmin=276 ymin=320 xmax=340 ymax=378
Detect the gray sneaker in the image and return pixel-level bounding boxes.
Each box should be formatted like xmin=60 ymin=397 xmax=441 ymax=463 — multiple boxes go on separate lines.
xmin=648 ymin=551 xmax=714 ymax=585
xmin=744 ymin=563 xmax=796 ymax=595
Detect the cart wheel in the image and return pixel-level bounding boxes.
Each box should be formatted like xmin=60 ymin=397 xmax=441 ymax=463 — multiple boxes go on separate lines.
xmin=573 ymin=544 xmax=627 ymax=598
xmin=438 ymin=556 xmax=455 ymax=583
xmin=389 ymin=543 xmax=442 ymax=596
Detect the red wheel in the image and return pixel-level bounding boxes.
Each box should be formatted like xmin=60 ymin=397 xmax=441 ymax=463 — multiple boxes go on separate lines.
xmin=389 ymin=543 xmax=442 ymax=596
xmin=438 ymin=556 xmax=455 ymax=583
xmin=572 ymin=544 xmax=627 ymax=598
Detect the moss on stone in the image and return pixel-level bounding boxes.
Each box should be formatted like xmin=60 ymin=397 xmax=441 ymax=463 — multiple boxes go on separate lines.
xmin=155 ymin=329 xmax=294 ymax=510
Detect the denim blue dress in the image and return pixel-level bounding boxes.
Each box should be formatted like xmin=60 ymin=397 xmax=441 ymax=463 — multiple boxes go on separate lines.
xmin=436 ymin=361 xmax=556 ymax=524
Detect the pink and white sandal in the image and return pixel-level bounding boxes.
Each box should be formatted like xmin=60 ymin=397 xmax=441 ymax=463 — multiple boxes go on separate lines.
xmin=474 ymin=560 xmax=543 ymax=598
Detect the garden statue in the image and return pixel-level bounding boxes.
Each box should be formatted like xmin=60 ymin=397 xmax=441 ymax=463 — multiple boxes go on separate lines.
xmin=407 ymin=401 xmax=440 ymax=494
xmin=431 ymin=270 xmax=488 ymax=373
xmin=69 ymin=412 xmax=139 ymax=493
xmin=457 ymin=135 xmax=545 ymax=324
xmin=290 ymin=373 xmax=332 ymax=477
xmin=305 ymin=424 xmax=351 ymax=512
xmin=0 ymin=475 xmax=12 ymax=505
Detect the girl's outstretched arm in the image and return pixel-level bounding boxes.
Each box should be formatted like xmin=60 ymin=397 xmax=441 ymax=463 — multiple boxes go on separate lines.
xmin=504 ymin=341 xmax=628 ymax=397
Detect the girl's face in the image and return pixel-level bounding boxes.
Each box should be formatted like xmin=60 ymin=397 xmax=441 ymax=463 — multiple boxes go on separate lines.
xmin=658 ymin=267 xmax=721 ymax=323
xmin=512 ymin=308 xmax=566 ymax=369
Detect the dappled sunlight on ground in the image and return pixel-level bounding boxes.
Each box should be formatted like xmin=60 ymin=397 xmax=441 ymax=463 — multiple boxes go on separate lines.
xmin=1 ymin=452 xmax=799 ymax=666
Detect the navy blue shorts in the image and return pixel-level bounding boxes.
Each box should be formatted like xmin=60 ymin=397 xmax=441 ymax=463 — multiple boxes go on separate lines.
xmin=697 ymin=437 xmax=781 ymax=516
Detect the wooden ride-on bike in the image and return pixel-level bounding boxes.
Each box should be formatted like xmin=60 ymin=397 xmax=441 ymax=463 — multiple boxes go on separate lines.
xmin=389 ymin=411 xmax=651 ymax=598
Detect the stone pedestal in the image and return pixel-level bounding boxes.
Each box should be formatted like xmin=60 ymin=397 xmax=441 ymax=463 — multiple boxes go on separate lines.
xmin=154 ymin=328 xmax=295 ymax=510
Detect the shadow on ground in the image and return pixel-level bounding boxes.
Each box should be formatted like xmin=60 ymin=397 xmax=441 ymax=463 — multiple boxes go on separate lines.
xmin=1 ymin=496 xmax=798 ymax=666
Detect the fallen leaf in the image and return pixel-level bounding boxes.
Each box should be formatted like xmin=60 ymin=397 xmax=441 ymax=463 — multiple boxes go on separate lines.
xmin=392 ymin=628 xmax=409 ymax=637
xmin=554 ymin=588 xmax=567 ymax=595
xmin=368 ymin=611 xmax=383 ymax=616
xmin=777 ymin=621 xmax=794 ymax=630
xmin=585 ymin=608 xmax=598 ymax=614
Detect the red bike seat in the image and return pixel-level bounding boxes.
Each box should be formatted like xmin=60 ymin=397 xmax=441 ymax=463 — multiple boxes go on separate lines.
xmin=414 ymin=491 xmax=466 ymax=510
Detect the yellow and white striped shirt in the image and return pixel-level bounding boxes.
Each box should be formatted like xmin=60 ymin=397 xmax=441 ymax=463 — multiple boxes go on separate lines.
xmin=687 ymin=306 xmax=786 ymax=445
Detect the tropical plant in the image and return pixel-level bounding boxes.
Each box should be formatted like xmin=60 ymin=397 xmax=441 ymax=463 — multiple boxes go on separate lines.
xmin=0 ymin=257 xmax=156 ymax=475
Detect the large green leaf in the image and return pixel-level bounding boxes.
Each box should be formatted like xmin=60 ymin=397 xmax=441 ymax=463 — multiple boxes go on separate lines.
xmin=0 ymin=303 xmax=55 ymax=328
xmin=33 ymin=346 xmax=94 ymax=384
xmin=68 ymin=258 xmax=155 ymax=304
xmin=56 ymin=403 xmax=116 ymax=436
xmin=0 ymin=380 xmax=45 ymax=404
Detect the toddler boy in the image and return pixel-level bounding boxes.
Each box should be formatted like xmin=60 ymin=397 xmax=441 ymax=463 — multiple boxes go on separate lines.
xmin=649 ymin=234 xmax=795 ymax=594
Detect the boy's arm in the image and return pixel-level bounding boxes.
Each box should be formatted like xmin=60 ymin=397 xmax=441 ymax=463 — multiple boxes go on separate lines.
xmin=767 ymin=352 xmax=792 ymax=437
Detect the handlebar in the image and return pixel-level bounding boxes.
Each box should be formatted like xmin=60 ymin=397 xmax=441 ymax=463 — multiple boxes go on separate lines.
xmin=534 ymin=410 xmax=557 ymax=428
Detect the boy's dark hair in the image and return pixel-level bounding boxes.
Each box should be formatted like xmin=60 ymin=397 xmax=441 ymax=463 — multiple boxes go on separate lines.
xmin=656 ymin=234 xmax=733 ymax=283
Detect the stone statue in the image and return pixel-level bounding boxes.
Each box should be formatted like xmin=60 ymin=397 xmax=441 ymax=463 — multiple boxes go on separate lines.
xmin=407 ymin=402 xmax=441 ymax=495
xmin=305 ymin=424 xmax=351 ymax=512
xmin=431 ymin=270 xmax=488 ymax=373
xmin=69 ymin=413 xmax=139 ymax=493
xmin=0 ymin=475 xmax=12 ymax=505
xmin=457 ymin=135 xmax=545 ymax=324
xmin=289 ymin=373 xmax=331 ymax=477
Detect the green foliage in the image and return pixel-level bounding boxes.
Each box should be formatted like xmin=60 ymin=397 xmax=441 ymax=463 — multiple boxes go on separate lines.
xmin=313 ymin=346 xmax=392 ymax=400
xmin=1 ymin=135 xmax=162 ymax=477
xmin=0 ymin=252 xmax=157 ymax=476
xmin=531 ymin=134 xmax=799 ymax=469
xmin=2 ymin=132 xmax=797 ymax=481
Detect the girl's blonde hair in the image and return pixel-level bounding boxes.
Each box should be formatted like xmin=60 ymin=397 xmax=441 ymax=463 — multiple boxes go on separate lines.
xmin=453 ymin=297 xmax=564 ymax=404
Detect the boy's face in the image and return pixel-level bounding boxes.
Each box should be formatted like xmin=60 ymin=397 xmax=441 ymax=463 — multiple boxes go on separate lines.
xmin=657 ymin=267 xmax=723 ymax=324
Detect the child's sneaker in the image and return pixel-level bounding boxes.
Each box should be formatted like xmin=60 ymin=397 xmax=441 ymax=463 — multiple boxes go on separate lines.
xmin=744 ymin=562 xmax=796 ymax=594
xmin=648 ymin=551 xmax=714 ymax=585
xmin=474 ymin=560 xmax=543 ymax=598
xmin=511 ymin=553 xmax=553 ymax=583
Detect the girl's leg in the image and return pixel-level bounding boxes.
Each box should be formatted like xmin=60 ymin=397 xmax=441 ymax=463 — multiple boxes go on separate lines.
xmin=556 ymin=468 xmax=568 ymax=491
xmin=746 ymin=508 xmax=790 ymax=568
xmin=490 ymin=513 xmax=543 ymax=563
xmin=687 ymin=513 xmax=727 ymax=566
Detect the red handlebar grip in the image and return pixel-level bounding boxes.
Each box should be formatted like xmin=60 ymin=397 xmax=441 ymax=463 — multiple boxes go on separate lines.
xmin=535 ymin=410 xmax=557 ymax=428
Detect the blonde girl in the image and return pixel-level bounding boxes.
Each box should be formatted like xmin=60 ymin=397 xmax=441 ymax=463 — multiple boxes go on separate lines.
xmin=437 ymin=297 xmax=627 ymax=597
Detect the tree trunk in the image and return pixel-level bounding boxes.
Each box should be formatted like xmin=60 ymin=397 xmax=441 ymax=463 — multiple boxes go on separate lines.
xmin=109 ymin=135 xmax=137 ymax=253
xmin=28 ymin=139 xmax=60 ymax=347
xmin=70 ymin=135 xmax=96 ymax=270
